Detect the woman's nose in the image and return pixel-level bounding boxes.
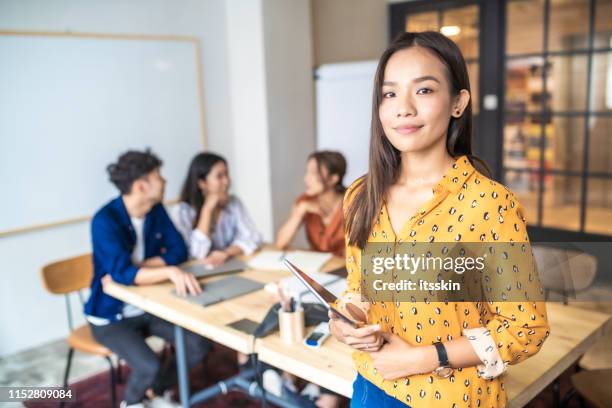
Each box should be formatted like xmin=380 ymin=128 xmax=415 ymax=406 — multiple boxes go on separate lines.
xmin=396 ymin=95 xmax=416 ymax=118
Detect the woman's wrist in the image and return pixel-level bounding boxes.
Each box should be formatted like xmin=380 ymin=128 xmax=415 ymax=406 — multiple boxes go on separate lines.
xmin=417 ymin=344 xmax=441 ymax=374
xmin=201 ymin=203 xmax=215 ymax=216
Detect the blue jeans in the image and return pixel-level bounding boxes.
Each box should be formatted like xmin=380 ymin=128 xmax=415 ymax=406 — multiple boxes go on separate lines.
xmin=350 ymin=373 xmax=412 ymax=408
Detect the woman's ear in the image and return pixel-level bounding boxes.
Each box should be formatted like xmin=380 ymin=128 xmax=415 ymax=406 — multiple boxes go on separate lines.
xmin=451 ymin=89 xmax=471 ymax=118
xmin=327 ymin=173 xmax=340 ymax=189
xmin=197 ymin=179 xmax=207 ymax=193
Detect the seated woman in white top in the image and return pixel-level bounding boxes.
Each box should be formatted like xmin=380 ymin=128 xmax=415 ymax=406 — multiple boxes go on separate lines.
xmin=170 ymin=152 xmax=262 ymax=265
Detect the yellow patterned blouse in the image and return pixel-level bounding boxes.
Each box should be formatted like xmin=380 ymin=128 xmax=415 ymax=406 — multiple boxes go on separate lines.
xmin=343 ymin=155 xmax=550 ymax=407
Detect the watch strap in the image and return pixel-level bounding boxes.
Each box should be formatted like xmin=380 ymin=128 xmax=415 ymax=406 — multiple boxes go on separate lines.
xmin=433 ymin=342 xmax=450 ymax=367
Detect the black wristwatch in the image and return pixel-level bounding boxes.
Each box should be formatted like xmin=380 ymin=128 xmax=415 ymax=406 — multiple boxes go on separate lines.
xmin=432 ymin=342 xmax=453 ymax=378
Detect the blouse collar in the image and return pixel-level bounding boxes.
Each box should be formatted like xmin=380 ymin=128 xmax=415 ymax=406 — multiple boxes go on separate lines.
xmin=432 ymin=155 xmax=476 ymax=195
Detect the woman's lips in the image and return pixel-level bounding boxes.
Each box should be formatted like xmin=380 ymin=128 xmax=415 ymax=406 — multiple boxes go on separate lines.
xmin=394 ymin=125 xmax=423 ymax=135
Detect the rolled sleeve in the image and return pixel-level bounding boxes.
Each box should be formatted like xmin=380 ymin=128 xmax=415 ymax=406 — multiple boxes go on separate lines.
xmin=168 ymin=202 xmax=212 ymax=260
xmin=463 ymin=327 xmax=507 ymax=379
xmin=479 ymin=193 xmax=550 ymax=365
xmin=189 ymin=229 xmax=212 ymax=259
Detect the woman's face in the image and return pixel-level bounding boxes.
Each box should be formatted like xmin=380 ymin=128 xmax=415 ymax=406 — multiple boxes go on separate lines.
xmin=378 ymin=46 xmax=468 ymax=155
xmin=199 ymin=161 xmax=230 ymax=196
xmin=303 ymin=158 xmax=334 ymax=196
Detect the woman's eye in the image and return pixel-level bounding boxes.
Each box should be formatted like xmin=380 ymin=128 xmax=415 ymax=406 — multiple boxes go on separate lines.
xmin=382 ymin=91 xmax=395 ymax=98
xmin=417 ymin=88 xmax=433 ymax=95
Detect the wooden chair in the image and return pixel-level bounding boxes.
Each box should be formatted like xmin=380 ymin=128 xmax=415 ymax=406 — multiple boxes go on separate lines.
xmin=41 ymin=253 xmax=117 ymax=408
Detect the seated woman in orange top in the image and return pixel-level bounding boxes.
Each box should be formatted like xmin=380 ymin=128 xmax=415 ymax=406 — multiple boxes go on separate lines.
xmin=276 ymin=150 xmax=347 ymax=257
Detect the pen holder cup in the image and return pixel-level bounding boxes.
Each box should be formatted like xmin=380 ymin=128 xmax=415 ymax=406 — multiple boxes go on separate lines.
xmin=278 ymin=307 xmax=305 ymax=345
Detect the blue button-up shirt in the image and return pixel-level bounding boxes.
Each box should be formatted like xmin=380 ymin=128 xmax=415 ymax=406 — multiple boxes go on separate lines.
xmin=84 ymin=196 xmax=187 ymax=322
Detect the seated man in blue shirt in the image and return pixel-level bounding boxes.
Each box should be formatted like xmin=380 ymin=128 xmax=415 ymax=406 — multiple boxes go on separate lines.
xmin=84 ymin=149 xmax=210 ymax=408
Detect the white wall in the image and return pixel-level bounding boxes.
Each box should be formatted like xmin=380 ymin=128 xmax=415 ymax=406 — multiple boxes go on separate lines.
xmin=224 ymin=0 xmax=274 ymax=240
xmin=0 ymin=0 xmax=233 ymax=356
xmin=0 ymin=0 xmax=315 ymax=356
xmin=263 ymin=0 xmax=316 ymax=235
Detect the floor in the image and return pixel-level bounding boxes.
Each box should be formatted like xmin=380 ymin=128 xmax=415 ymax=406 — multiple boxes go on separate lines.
xmin=2 ymin=301 xmax=611 ymax=407
xmin=0 ymin=337 xmax=163 ymax=408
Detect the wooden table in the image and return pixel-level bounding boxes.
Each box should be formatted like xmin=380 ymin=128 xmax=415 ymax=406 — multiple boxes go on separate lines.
xmin=103 ymin=255 xmax=344 ymax=407
xmin=256 ymin=302 xmax=612 ymax=408
xmin=105 ymin=258 xmax=611 ymax=407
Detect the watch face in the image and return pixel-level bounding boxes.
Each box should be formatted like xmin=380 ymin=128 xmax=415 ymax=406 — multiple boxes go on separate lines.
xmin=434 ymin=366 xmax=454 ymax=378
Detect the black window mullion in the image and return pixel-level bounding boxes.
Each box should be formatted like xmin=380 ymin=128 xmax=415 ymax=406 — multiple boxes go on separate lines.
xmin=537 ymin=0 xmax=550 ymax=227
xmin=504 ymin=110 xmax=612 ymax=117
xmin=580 ymin=0 xmax=597 ymax=232
xmin=503 ymin=167 xmax=612 ymax=180
xmin=505 ymin=46 xmax=612 ymax=60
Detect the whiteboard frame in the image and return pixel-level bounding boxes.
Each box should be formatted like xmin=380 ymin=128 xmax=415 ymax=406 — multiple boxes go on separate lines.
xmin=0 ymin=30 xmax=207 ymax=238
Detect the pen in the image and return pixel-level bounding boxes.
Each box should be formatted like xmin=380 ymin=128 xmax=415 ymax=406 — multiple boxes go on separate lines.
xmin=289 ymin=297 xmax=295 ymax=313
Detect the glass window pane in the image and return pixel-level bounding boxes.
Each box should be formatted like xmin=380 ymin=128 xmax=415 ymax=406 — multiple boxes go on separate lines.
xmin=505 ymin=169 xmax=540 ymax=226
xmin=586 ymin=177 xmax=612 ymax=234
xmin=405 ymin=11 xmax=439 ymax=32
xmin=551 ymin=116 xmax=585 ymax=172
xmin=595 ymin=0 xmax=612 ymax=48
xmin=505 ymin=57 xmax=547 ymax=112
xmin=590 ymin=52 xmax=612 ymax=112
xmin=549 ymin=0 xmax=590 ymax=52
xmin=549 ymin=55 xmax=588 ymax=111
xmin=467 ymin=62 xmax=479 ymax=114
xmin=542 ymin=174 xmax=581 ymax=231
xmin=507 ymin=0 xmax=544 ymax=55
xmin=441 ymin=5 xmax=479 ymax=60
xmin=504 ymin=118 xmax=548 ymax=171
xmin=588 ymin=117 xmax=612 ymax=173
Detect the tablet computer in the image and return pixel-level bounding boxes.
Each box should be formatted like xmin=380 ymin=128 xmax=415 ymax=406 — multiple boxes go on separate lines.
xmin=182 ymin=258 xmax=246 ymax=278
xmin=282 ymin=258 xmax=364 ymax=328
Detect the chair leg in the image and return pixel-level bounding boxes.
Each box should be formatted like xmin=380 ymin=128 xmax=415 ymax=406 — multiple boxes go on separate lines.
xmin=59 ymin=348 xmax=74 ymax=408
xmin=105 ymin=356 xmax=117 ymax=408
xmin=560 ymin=387 xmax=576 ymax=408
xmin=116 ymin=359 xmax=123 ymax=384
xmin=553 ymin=377 xmax=561 ymax=408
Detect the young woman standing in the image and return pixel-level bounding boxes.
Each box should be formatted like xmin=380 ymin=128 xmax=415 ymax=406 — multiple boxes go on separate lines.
xmin=329 ymin=32 xmax=549 ymax=408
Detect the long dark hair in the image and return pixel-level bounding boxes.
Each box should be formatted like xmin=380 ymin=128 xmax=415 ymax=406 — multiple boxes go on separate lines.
xmin=346 ymin=31 xmax=490 ymax=249
xmin=179 ymin=152 xmax=227 ymax=227
xmin=308 ymin=150 xmax=347 ymax=194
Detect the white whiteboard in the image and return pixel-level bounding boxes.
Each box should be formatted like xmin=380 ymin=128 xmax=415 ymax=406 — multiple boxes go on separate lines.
xmin=315 ymin=61 xmax=378 ymax=186
xmin=0 ymin=33 xmax=204 ymax=234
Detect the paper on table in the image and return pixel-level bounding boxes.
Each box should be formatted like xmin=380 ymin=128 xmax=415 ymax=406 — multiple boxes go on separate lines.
xmin=247 ymin=250 xmax=286 ymax=270
xmin=278 ymin=272 xmax=347 ymax=303
xmin=248 ymin=249 xmax=333 ymax=273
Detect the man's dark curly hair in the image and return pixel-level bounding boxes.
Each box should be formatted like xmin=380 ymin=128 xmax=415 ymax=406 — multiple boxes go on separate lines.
xmin=107 ymin=149 xmax=162 ymax=194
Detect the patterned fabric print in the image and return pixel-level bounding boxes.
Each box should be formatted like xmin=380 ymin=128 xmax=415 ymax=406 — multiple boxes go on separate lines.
xmin=343 ymin=155 xmax=550 ymax=408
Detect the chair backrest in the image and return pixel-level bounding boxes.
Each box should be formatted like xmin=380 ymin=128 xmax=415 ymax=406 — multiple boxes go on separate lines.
xmin=566 ymin=251 xmax=598 ymax=292
xmin=533 ymin=246 xmax=598 ymax=293
xmin=41 ymin=253 xmax=93 ymax=295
